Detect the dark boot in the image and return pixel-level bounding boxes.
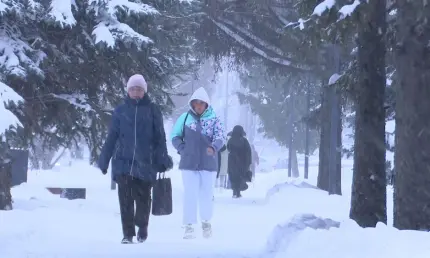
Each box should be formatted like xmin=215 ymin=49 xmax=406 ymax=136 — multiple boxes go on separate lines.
xmin=232 ymin=189 xmax=236 ymax=198
xmin=121 ymin=236 xmax=133 ymax=244
xmin=137 ymin=227 xmax=148 ymax=243
xmin=232 ymin=189 xmax=240 ymax=198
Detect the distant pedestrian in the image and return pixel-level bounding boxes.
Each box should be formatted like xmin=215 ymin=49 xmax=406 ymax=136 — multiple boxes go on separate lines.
xmin=227 ymin=125 xmax=252 ymax=198
xmin=98 ymin=74 xmax=173 ymax=244
xmin=171 ymin=87 xmax=225 ymax=239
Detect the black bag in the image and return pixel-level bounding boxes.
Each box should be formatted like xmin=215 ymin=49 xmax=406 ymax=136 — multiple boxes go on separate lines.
xmin=152 ymin=173 xmax=173 ymax=216
xmin=245 ymin=170 xmax=252 ymax=183
xmin=240 ymin=180 xmax=249 ymax=191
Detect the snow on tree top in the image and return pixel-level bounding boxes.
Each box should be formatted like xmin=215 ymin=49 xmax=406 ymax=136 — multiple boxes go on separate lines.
xmin=45 ymin=0 xmax=158 ymax=47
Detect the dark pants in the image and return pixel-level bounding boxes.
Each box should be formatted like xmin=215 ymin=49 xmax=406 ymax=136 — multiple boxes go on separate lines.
xmin=117 ymin=175 xmax=152 ymax=237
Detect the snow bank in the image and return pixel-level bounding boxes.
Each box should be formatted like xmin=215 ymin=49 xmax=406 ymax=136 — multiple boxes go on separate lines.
xmin=277 ymin=220 xmax=430 ymax=258
xmin=265 ymin=214 xmax=340 ymax=255
xmin=28 ymin=160 xmax=111 ymax=189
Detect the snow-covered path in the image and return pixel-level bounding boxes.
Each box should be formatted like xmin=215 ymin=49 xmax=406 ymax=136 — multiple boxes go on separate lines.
xmin=0 ymin=163 xmax=348 ymax=258
xmin=5 ymin=161 xmax=429 ymax=258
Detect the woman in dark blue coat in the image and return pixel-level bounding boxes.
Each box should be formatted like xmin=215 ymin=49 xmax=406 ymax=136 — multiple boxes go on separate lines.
xmin=98 ymin=74 xmax=173 ymax=244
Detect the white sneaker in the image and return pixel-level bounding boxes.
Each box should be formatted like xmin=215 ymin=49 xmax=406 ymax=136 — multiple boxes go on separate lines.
xmin=183 ymin=224 xmax=196 ymax=239
xmin=202 ymin=221 xmax=212 ymax=238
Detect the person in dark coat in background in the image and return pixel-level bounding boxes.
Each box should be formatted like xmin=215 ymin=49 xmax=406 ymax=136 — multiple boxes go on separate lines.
xmin=98 ymin=74 xmax=173 ymax=244
xmin=227 ymin=125 xmax=252 ymax=198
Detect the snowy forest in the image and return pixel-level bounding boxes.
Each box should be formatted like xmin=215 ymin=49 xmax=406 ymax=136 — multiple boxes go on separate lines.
xmin=1 ymin=0 xmax=430 ymax=248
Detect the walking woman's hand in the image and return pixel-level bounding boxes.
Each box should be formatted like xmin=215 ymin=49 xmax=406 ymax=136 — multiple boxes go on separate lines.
xmin=101 ymin=169 xmax=107 ymax=175
xmin=207 ymin=147 xmax=215 ymax=155
xmin=164 ymin=155 xmax=174 ymax=171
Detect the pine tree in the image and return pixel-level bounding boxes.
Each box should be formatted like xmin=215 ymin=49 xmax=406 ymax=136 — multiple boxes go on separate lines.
xmin=350 ymin=0 xmax=387 ymax=227
xmin=393 ymin=0 xmax=430 ymax=230
xmin=0 ymin=0 xmax=201 ymax=165
xmin=192 ymin=0 xmax=361 ymax=193
xmin=238 ymin=59 xmax=320 ymax=155
xmin=0 ymin=82 xmax=23 ymax=210
xmin=0 ymin=0 xmax=202 ymax=207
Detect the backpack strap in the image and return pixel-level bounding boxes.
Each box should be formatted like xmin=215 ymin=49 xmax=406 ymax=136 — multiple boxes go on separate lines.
xmin=182 ymin=112 xmax=189 ymax=140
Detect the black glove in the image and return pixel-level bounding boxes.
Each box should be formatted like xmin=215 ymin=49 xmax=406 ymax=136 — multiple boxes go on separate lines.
xmin=101 ymin=169 xmax=107 ymax=175
xmin=163 ymin=155 xmax=174 ymax=171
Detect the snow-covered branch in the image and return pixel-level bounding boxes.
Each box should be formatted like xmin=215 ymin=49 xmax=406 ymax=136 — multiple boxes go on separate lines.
xmin=313 ymin=0 xmax=336 ymax=16
xmin=51 ymin=94 xmax=92 ymax=112
xmin=313 ymin=0 xmax=361 ymax=18
xmin=294 ymin=0 xmax=362 ymax=29
xmin=0 ymin=81 xmax=23 ymax=135
xmin=0 ymin=26 xmax=46 ymax=77
xmin=48 ymin=0 xmax=77 ymax=27
xmin=338 ymin=0 xmax=361 ymax=20
xmin=46 ymin=0 xmax=159 ymax=47
xmin=210 ymin=18 xmax=309 ymax=71
xmin=269 ymin=6 xmax=291 ymax=27
xmin=220 ymin=18 xmax=288 ymax=58
xmin=92 ymin=20 xmax=152 ymax=48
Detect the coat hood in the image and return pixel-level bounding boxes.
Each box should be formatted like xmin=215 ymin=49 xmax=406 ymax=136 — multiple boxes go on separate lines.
xmin=228 ymin=130 xmax=246 ymax=137
xmin=231 ymin=125 xmax=246 ymax=137
xmin=188 ymin=87 xmax=211 ymax=108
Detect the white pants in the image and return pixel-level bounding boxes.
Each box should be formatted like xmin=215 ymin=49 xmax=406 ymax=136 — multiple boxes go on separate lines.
xmin=181 ymin=170 xmax=217 ymax=225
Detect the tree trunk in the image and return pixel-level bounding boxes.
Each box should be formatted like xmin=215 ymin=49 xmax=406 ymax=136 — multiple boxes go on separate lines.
xmin=335 ymin=113 xmax=342 ymax=195
xmin=292 ymin=147 xmax=299 ymax=178
xmin=305 ymin=83 xmax=311 ymax=179
xmin=41 ymin=150 xmax=56 ymax=170
xmin=0 ymin=146 xmax=13 ymax=210
xmin=393 ymin=1 xmax=430 ymax=230
xmin=350 ymin=0 xmax=387 ymax=227
xmin=318 ymin=80 xmax=342 ymax=194
xmin=317 ymin=86 xmax=330 ymax=191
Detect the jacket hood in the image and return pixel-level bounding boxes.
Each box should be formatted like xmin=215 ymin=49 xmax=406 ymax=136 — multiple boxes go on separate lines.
xmin=188 ymin=87 xmax=211 ymax=109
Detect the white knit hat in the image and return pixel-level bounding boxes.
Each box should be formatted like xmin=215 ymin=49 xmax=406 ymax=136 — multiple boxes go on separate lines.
xmin=126 ymin=74 xmax=147 ymax=92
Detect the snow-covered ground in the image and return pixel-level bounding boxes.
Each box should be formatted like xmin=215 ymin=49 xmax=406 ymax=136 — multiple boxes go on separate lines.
xmin=0 ymin=124 xmax=426 ymax=258
xmin=2 ymin=154 xmax=429 ymax=258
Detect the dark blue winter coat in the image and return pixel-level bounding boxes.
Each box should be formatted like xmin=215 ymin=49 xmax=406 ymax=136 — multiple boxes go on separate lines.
xmin=98 ymin=95 xmax=169 ymax=182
